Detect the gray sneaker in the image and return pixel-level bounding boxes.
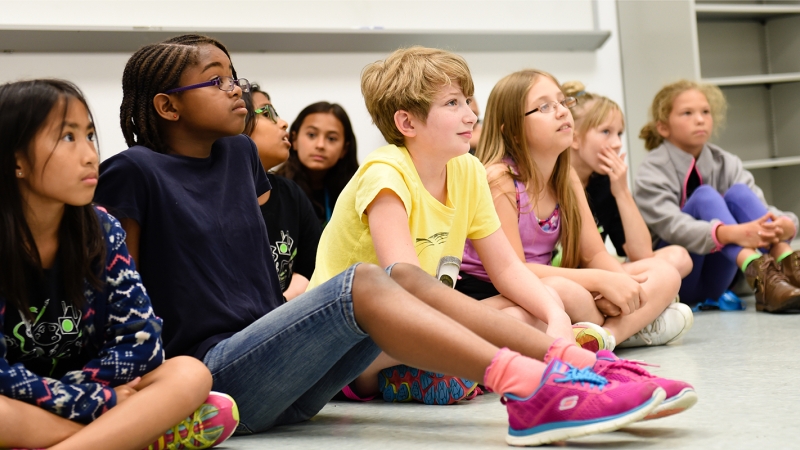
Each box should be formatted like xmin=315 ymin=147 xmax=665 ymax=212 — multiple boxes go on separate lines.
xmin=617 ymin=303 xmax=694 ymax=348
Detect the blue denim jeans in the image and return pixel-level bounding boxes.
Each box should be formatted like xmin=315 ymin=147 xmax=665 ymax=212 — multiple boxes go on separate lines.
xmin=203 ymin=263 xmax=381 ymax=434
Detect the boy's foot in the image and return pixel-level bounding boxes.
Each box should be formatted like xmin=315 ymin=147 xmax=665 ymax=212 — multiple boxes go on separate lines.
xmin=593 ymin=350 xmax=697 ymax=420
xmin=145 ymin=391 xmax=239 ymax=450
xmin=503 ymin=359 xmax=664 ymax=447
xmin=745 ymin=255 xmax=800 ymax=312
xmin=379 ymin=365 xmax=477 ymax=405
xmin=617 ymin=303 xmax=694 ymax=348
xmin=573 ymin=322 xmax=616 ymax=352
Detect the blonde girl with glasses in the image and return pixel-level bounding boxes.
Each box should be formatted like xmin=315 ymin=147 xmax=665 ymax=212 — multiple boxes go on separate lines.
xmin=242 ymin=87 xmax=322 ymax=301
xmin=461 ymin=70 xmax=694 ymax=364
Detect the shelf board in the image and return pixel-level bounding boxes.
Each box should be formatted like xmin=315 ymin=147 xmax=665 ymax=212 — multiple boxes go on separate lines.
xmin=703 ymin=73 xmax=800 ymax=87
xmin=742 ymin=156 xmax=800 ymax=170
xmin=696 ymin=3 xmax=800 ymax=20
xmin=0 ymin=26 xmax=611 ymax=53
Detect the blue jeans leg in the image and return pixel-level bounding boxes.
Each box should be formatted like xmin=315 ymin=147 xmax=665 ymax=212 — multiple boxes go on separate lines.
xmin=203 ymin=263 xmax=381 ymax=434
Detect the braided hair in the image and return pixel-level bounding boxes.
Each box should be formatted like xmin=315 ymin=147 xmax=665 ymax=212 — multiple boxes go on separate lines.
xmin=119 ymin=34 xmax=236 ymax=153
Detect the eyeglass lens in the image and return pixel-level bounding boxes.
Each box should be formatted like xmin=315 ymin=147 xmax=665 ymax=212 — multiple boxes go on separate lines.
xmin=539 ymin=97 xmax=577 ymax=114
xmin=256 ymin=105 xmax=279 ymax=123
xmin=219 ymin=77 xmax=250 ymax=93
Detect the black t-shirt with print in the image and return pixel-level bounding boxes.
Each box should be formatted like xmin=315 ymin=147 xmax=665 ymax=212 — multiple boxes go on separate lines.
xmin=4 ymin=262 xmax=90 ymax=379
xmin=585 ymin=173 xmax=627 ymax=257
xmin=261 ymin=174 xmax=322 ymax=293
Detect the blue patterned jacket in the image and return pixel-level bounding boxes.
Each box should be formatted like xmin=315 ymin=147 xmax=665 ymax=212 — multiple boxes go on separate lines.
xmin=0 ymin=208 xmax=164 ymax=422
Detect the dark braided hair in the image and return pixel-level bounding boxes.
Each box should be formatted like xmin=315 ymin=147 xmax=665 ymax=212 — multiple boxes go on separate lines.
xmin=119 ymin=34 xmax=235 ymax=153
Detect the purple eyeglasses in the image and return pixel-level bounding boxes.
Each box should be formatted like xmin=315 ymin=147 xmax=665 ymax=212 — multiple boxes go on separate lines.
xmin=163 ymin=76 xmax=251 ymax=95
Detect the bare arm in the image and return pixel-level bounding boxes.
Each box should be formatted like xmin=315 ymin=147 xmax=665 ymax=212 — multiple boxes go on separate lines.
xmin=471 ymin=229 xmax=573 ymax=341
xmin=490 ymin=165 xmax=642 ymax=315
xmin=365 ymin=189 xmax=421 ymax=268
xmin=284 ymin=273 xmax=310 ymax=301
xmin=597 ymin=149 xmax=654 ymax=261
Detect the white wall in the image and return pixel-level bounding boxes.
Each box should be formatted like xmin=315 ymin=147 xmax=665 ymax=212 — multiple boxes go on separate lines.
xmin=0 ymin=0 xmax=626 ymax=163
xmin=0 ymin=0 xmax=594 ymax=31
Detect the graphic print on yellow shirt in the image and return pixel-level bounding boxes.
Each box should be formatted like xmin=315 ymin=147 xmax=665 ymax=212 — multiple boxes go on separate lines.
xmin=308 ymin=145 xmax=501 ymax=289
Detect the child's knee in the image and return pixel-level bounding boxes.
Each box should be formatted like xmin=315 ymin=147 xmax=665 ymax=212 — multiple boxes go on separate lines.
xmin=164 ymin=356 xmax=213 ymax=393
xmin=723 ymin=183 xmax=759 ymax=207
xmin=542 ymin=277 xmax=590 ymax=310
xmin=691 ymin=185 xmax=722 ymax=204
xmin=656 ymin=245 xmax=693 ymax=278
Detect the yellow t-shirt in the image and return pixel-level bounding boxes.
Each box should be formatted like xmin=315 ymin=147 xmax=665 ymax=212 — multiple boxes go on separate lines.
xmin=308 ymin=144 xmax=501 ymax=289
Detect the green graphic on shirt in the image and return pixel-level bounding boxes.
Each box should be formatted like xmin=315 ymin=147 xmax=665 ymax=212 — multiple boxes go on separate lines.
xmin=271 ymin=230 xmax=296 ymax=291
xmin=11 ymin=300 xmax=83 ymax=363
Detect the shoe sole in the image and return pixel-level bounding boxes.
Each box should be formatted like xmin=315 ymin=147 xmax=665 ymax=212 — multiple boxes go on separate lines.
xmin=758 ymin=294 xmax=800 ymax=313
xmin=573 ymin=322 xmax=614 ymax=352
xmin=643 ymin=387 xmax=698 ymax=420
xmin=380 ymin=368 xmax=477 ymax=405
xmin=505 ymin=388 xmax=666 ymax=447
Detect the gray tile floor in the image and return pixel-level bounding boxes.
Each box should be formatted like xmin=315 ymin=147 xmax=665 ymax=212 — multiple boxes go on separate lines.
xmin=221 ymin=295 xmax=799 ymax=449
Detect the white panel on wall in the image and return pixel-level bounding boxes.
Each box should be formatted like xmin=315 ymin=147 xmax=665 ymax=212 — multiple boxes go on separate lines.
xmin=0 ymin=0 xmax=595 ymax=31
xmin=0 ymin=0 xmax=625 ymax=165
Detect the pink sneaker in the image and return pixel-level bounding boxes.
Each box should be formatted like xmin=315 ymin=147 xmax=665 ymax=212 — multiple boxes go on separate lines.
xmin=145 ymin=391 xmax=239 ymax=450
xmin=594 ymin=350 xmax=697 ymax=420
xmin=341 ymin=385 xmax=376 ymax=402
xmin=503 ymin=359 xmax=665 ymax=446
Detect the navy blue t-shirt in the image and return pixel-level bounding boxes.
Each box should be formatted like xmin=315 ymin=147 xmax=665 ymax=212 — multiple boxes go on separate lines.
xmin=94 ymin=135 xmax=283 ymax=359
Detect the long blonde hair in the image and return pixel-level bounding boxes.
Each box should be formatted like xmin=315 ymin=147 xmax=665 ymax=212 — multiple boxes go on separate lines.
xmin=639 ymin=79 xmax=727 ymax=150
xmin=476 ymin=69 xmax=582 ymax=269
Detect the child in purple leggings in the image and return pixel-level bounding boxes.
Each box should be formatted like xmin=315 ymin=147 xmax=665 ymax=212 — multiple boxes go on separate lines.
xmin=635 ymin=80 xmax=800 ymax=313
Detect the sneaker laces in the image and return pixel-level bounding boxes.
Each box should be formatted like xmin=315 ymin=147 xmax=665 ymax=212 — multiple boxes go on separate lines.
xmin=602 ymin=357 xmax=658 ymax=379
xmin=554 ymin=366 xmax=609 ymax=391
xmin=630 ymin=314 xmax=666 ymax=345
xmin=150 ymin=411 xmax=208 ymax=450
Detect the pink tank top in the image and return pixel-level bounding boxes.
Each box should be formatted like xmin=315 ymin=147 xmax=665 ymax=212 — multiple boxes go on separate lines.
xmin=460 ymin=162 xmax=561 ymax=283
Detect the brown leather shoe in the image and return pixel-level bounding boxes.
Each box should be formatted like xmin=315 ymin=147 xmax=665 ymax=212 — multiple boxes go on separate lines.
xmin=745 ymin=254 xmax=800 ymax=313
xmin=780 ymin=250 xmax=800 ymax=288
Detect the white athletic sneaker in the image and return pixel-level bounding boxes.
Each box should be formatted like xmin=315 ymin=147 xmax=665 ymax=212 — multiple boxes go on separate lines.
xmin=617 ymin=303 xmax=694 ymax=348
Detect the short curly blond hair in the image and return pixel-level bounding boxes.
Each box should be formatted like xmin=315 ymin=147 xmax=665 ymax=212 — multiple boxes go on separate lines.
xmin=361 ymin=46 xmax=474 ymax=146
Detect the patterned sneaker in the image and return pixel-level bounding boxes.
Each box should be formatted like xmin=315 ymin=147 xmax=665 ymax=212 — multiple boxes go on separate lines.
xmin=617 ymin=303 xmax=694 ymax=348
xmin=593 ymin=350 xmax=697 ymax=420
xmin=503 ymin=359 xmax=665 ymax=446
xmin=573 ymin=322 xmax=616 ymax=352
xmin=145 ymin=392 xmax=239 ymax=450
xmin=378 ymin=365 xmax=477 ymax=405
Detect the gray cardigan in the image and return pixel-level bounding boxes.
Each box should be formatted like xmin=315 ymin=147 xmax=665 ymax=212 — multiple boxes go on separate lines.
xmin=633 ymin=140 xmax=799 ymax=254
